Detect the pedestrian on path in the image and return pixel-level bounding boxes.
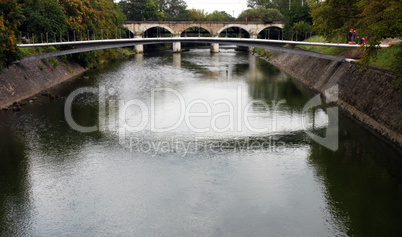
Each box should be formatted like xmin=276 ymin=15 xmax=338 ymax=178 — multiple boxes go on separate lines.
xmin=348 ymin=29 xmax=353 ymax=44
xmin=353 ymin=30 xmax=357 ymax=44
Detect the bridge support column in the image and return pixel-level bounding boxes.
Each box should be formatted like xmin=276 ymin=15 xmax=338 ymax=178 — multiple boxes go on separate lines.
xmin=134 ymin=34 xmax=143 ymax=54
xmin=173 ymin=34 xmax=181 ymax=53
xmin=210 ymin=43 xmax=219 ymax=53
xmin=249 ymin=33 xmax=258 ymax=52
xmin=173 ymin=41 xmax=181 ymax=53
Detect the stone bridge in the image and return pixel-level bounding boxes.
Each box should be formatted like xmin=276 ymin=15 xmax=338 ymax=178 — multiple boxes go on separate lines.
xmin=123 ymin=21 xmax=283 ymax=53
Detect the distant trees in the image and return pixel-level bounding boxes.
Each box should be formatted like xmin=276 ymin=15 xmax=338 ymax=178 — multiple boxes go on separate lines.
xmin=187 ymin=10 xmax=235 ymax=22
xmin=119 ymin=0 xmax=163 ymax=21
xmin=120 ymin=0 xmax=188 ymax=21
xmin=206 ymin=11 xmax=235 ymax=21
xmin=162 ymin=0 xmax=188 ymax=20
xmin=119 ymin=0 xmax=235 ymax=22
xmin=237 ymin=6 xmax=283 ymax=22
xmin=187 ymin=9 xmax=207 ymax=21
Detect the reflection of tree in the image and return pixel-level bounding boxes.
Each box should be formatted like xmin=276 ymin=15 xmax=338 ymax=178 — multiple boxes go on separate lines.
xmin=307 ymin=114 xmax=402 ymax=236
xmin=0 ymin=128 xmax=31 ymax=235
xmin=246 ymin=56 xmax=311 ymax=109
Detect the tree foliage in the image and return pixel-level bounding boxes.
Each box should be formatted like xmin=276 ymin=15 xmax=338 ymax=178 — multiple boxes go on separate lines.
xmin=248 ymin=0 xmax=292 ymax=13
xmin=237 ymin=6 xmax=283 ymax=22
xmin=206 ymin=11 xmax=235 ymax=21
xmin=119 ymin=0 xmax=162 ymax=21
xmin=310 ymin=0 xmax=358 ymax=35
xmin=283 ymin=2 xmax=311 ymax=32
xmin=60 ymin=0 xmax=125 ymax=33
xmin=20 ymin=0 xmax=67 ymax=34
xmin=163 ymin=0 xmax=188 ymax=20
xmin=311 ymin=0 xmax=402 ymax=73
xmin=0 ymin=0 xmax=23 ymax=72
xmin=187 ymin=9 xmax=207 ymax=21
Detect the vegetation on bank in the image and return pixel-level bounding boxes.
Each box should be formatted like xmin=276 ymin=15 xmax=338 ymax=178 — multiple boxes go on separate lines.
xmin=0 ymin=0 xmax=126 ymax=72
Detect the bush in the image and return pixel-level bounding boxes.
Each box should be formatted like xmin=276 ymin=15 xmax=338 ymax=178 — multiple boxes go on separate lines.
xmin=48 ymin=57 xmax=59 ymax=69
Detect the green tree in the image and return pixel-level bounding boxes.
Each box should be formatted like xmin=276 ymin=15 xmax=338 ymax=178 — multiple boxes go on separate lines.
xmin=282 ymin=1 xmax=312 ymax=33
xmin=310 ymin=0 xmax=358 ymax=36
xmin=310 ymin=0 xmax=402 ymax=83
xmin=0 ymin=0 xmax=23 ymax=72
xmin=238 ymin=6 xmax=283 ymax=22
xmin=247 ymin=0 xmax=296 ymax=13
xmin=290 ymin=21 xmax=312 ymax=40
xmin=119 ymin=0 xmax=160 ymax=21
xmin=187 ymin=9 xmax=207 ymax=21
xmin=20 ymin=0 xmax=67 ymax=34
xmin=163 ymin=0 xmax=188 ymax=20
xmin=58 ymin=0 xmax=126 ymax=68
xmin=206 ymin=11 xmax=235 ymax=21
xmin=60 ymin=0 xmax=125 ymax=34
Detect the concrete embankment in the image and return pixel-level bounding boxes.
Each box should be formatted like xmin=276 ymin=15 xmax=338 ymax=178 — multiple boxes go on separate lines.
xmin=258 ymin=50 xmax=401 ymax=147
xmin=0 ymin=57 xmax=86 ymax=109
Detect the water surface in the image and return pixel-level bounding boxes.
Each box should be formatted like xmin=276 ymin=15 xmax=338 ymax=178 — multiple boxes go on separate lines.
xmin=0 ymin=49 xmax=401 ymax=236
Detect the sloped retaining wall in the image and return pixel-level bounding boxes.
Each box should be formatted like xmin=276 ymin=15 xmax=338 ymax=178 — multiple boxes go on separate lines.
xmin=0 ymin=57 xmax=86 ymax=109
xmin=262 ymin=50 xmax=401 ymax=146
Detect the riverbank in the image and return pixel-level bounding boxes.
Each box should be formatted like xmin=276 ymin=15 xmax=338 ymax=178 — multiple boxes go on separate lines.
xmin=0 ymin=57 xmax=87 ymax=109
xmin=254 ymin=48 xmax=401 ymax=147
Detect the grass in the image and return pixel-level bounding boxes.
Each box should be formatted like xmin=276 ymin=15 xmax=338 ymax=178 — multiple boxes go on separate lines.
xmin=296 ymin=35 xmax=349 ymax=55
xmin=19 ymin=46 xmax=58 ymax=57
xmin=369 ymin=45 xmax=398 ymax=69
xmin=37 ymin=64 xmax=46 ymax=71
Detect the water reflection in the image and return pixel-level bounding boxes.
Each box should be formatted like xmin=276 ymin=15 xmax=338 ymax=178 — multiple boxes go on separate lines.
xmin=0 ymin=49 xmax=400 ymax=236
xmin=308 ymin=113 xmax=402 ymax=236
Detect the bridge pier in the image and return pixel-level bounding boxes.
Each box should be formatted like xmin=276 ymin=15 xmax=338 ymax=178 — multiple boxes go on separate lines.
xmin=134 ymin=34 xmax=144 ymax=54
xmin=173 ymin=34 xmax=181 ymax=53
xmin=249 ymin=33 xmax=258 ymax=52
xmin=210 ymin=43 xmax=219 ymax=53
xmin=173 ymin=42 xmax=181 ymax=53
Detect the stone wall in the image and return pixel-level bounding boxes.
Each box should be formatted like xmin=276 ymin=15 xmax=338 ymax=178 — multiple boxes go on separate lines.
xmin=262 ymin=51 xmax=401 ymax=146
xmin=0 ymin=57 xmax=86 ymax=109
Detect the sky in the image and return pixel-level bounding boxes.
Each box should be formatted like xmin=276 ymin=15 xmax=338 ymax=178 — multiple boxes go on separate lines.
xmin=185 ymin=0 xmax=248 ymax=17
xmin=114 ymin=0 xmax=249 ymax=18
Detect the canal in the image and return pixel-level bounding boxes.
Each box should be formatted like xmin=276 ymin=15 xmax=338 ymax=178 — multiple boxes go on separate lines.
xmin=0 ymin=49 xmax=401 ymax=236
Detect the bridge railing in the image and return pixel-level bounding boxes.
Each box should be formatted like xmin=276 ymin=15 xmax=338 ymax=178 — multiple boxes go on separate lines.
xmin=18 ymin=28 xmax=131 ymax=45
xmin=17 ymin=29 xmax=368 ymax=46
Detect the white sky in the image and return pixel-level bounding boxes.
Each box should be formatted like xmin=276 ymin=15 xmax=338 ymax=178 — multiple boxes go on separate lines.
xmin=114 ymin=0 xmax=249 ymax=18
xmin=185 ymin=0 xmax=248 ymax=17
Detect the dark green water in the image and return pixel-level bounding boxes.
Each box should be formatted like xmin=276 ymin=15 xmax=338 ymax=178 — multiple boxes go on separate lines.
xmin=0 ymin=49 xmax=401 ymax=236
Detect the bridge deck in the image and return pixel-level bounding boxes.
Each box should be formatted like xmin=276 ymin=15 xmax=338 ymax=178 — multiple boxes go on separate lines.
xmin=17 ymin=37 xmax=389 ymax=48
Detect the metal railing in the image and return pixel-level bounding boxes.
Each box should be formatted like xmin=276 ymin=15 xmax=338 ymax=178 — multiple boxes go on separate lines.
xmin=18 ymin=28 xmax=368 ymax=46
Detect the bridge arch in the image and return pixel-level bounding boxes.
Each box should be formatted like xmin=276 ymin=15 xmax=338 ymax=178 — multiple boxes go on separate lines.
xmin=257 ymin=26 xmax=283 ymax=39
xmin=217 ymin=25 xmax=251 ymax=36
xmin=143 ymin=26 xmax=173 ymax=38
xmin=180 ymin=26 xmax=212 ymax=37
xmin=179 ymin=25 xmax=213 ymax=35
xmin=142 ymin=25 xmax=174 ymax=35
xmin=218 ymin=26 xmax=251 ymax=38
